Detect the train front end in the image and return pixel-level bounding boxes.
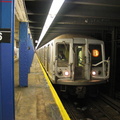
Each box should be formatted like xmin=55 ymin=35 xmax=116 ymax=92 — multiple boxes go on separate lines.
xmin=54 ymin=38 xmax=110 ymax=86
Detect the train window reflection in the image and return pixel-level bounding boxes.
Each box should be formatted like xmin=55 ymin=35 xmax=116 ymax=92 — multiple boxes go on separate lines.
xmin=57 ymin=44 xmax=69 ymax=67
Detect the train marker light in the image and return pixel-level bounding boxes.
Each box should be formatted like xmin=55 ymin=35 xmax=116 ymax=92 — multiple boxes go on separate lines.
xmin=58 ymin=70 xmax=63 ymax=76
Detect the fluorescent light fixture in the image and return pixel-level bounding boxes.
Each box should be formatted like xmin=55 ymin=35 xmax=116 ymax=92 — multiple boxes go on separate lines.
xmin=35 ymin=0 xmax=65 ymax=49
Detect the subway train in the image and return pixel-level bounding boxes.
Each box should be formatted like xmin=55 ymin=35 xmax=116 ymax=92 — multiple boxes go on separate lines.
xmin=36 ymin=34 xmax=110 ymax=96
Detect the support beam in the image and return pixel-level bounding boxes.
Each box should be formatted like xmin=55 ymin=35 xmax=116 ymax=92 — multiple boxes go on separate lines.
xmin=19 ymin=22 xmax=29 ymax=87
xmin=0 ymin=0 xmax=15 ymax=120
xmin=27 ymin=34 xmax=34 ymax=72
xmin=109 ymin=27 xmax=117 ymax=98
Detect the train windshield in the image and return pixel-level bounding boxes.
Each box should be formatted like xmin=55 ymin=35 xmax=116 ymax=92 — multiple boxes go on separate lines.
xmin=57 ymin=43 xmax=69 ymax=67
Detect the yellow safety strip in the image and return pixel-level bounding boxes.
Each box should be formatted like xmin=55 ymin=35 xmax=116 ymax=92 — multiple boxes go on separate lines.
xmin=36 ymin=54 xmax=71 ymax=120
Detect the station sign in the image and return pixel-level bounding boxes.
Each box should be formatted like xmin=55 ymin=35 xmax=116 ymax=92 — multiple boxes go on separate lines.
xmin=0 ymin=29 xmax=11 ymax=43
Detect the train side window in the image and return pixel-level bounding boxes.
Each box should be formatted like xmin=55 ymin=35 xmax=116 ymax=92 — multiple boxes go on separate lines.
xmin=57 ymin=43 xmax=69 ymax=67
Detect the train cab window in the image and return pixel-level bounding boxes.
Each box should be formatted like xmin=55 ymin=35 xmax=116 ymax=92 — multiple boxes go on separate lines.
xmin=57 ymin=44 xmax=69 ymax=67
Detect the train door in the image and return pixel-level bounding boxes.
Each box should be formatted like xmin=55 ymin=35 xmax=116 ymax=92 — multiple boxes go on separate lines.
xmin=74 ymin=44 xmax=86 ymax=80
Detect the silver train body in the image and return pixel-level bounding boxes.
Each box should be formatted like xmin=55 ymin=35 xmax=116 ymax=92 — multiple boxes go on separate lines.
xmin=36 ymin=34 xmax=110 ymax=86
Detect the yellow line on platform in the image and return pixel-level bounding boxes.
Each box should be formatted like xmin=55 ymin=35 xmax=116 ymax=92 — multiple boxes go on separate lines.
xmin=36 ymin=54 xmax=71 ymax=120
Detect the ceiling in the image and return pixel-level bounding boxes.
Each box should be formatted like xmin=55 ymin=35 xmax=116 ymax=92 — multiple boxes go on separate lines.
xmin=24 ymin=0 xmax=120 ymax=48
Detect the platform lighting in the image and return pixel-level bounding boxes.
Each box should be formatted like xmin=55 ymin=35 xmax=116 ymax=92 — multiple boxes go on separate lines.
xmin=35 ymin=40 xmax=38 ymax=43
xmin=35 ymin=0 xmax=65 ymax=49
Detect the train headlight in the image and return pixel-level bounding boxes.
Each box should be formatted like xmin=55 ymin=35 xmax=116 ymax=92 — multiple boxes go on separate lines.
xmin=92 ymin=49 xmax=99 ymax=57
xmin=92 ymin=71 xmax=97 ymax=76
xmin=64 ymin=71 xmax=69 ymax=76
xmin=92 ymin=70 xmax=101 ymax=76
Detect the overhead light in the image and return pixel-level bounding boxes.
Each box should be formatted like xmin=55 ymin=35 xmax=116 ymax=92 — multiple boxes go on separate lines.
xmin=35 ymin=0 xmax=65 ymax=49
xmin=35 ymin=40 xmax=38 ymax=43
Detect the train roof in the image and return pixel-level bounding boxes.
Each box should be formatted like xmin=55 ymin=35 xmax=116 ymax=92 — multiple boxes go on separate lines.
xmin=53 ymin=34 xmax=96 ymax=40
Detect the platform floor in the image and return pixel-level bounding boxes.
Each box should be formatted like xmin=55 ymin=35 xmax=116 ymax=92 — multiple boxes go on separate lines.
xmin=14 ymin=55 xmax=63 ymax=120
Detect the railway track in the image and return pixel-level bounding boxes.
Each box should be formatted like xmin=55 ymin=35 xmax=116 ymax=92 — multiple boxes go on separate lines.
xmin=60 ymin=93 xmax=120 ymax=120
xmin=88 ymin=94 xmax=120 ymax=120
xmin=60 ymin=95 xmax=93 ymax=120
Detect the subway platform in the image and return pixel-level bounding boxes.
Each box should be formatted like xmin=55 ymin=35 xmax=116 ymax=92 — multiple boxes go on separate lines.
xmin=14 ymin=55 xmax=70 ymax=120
